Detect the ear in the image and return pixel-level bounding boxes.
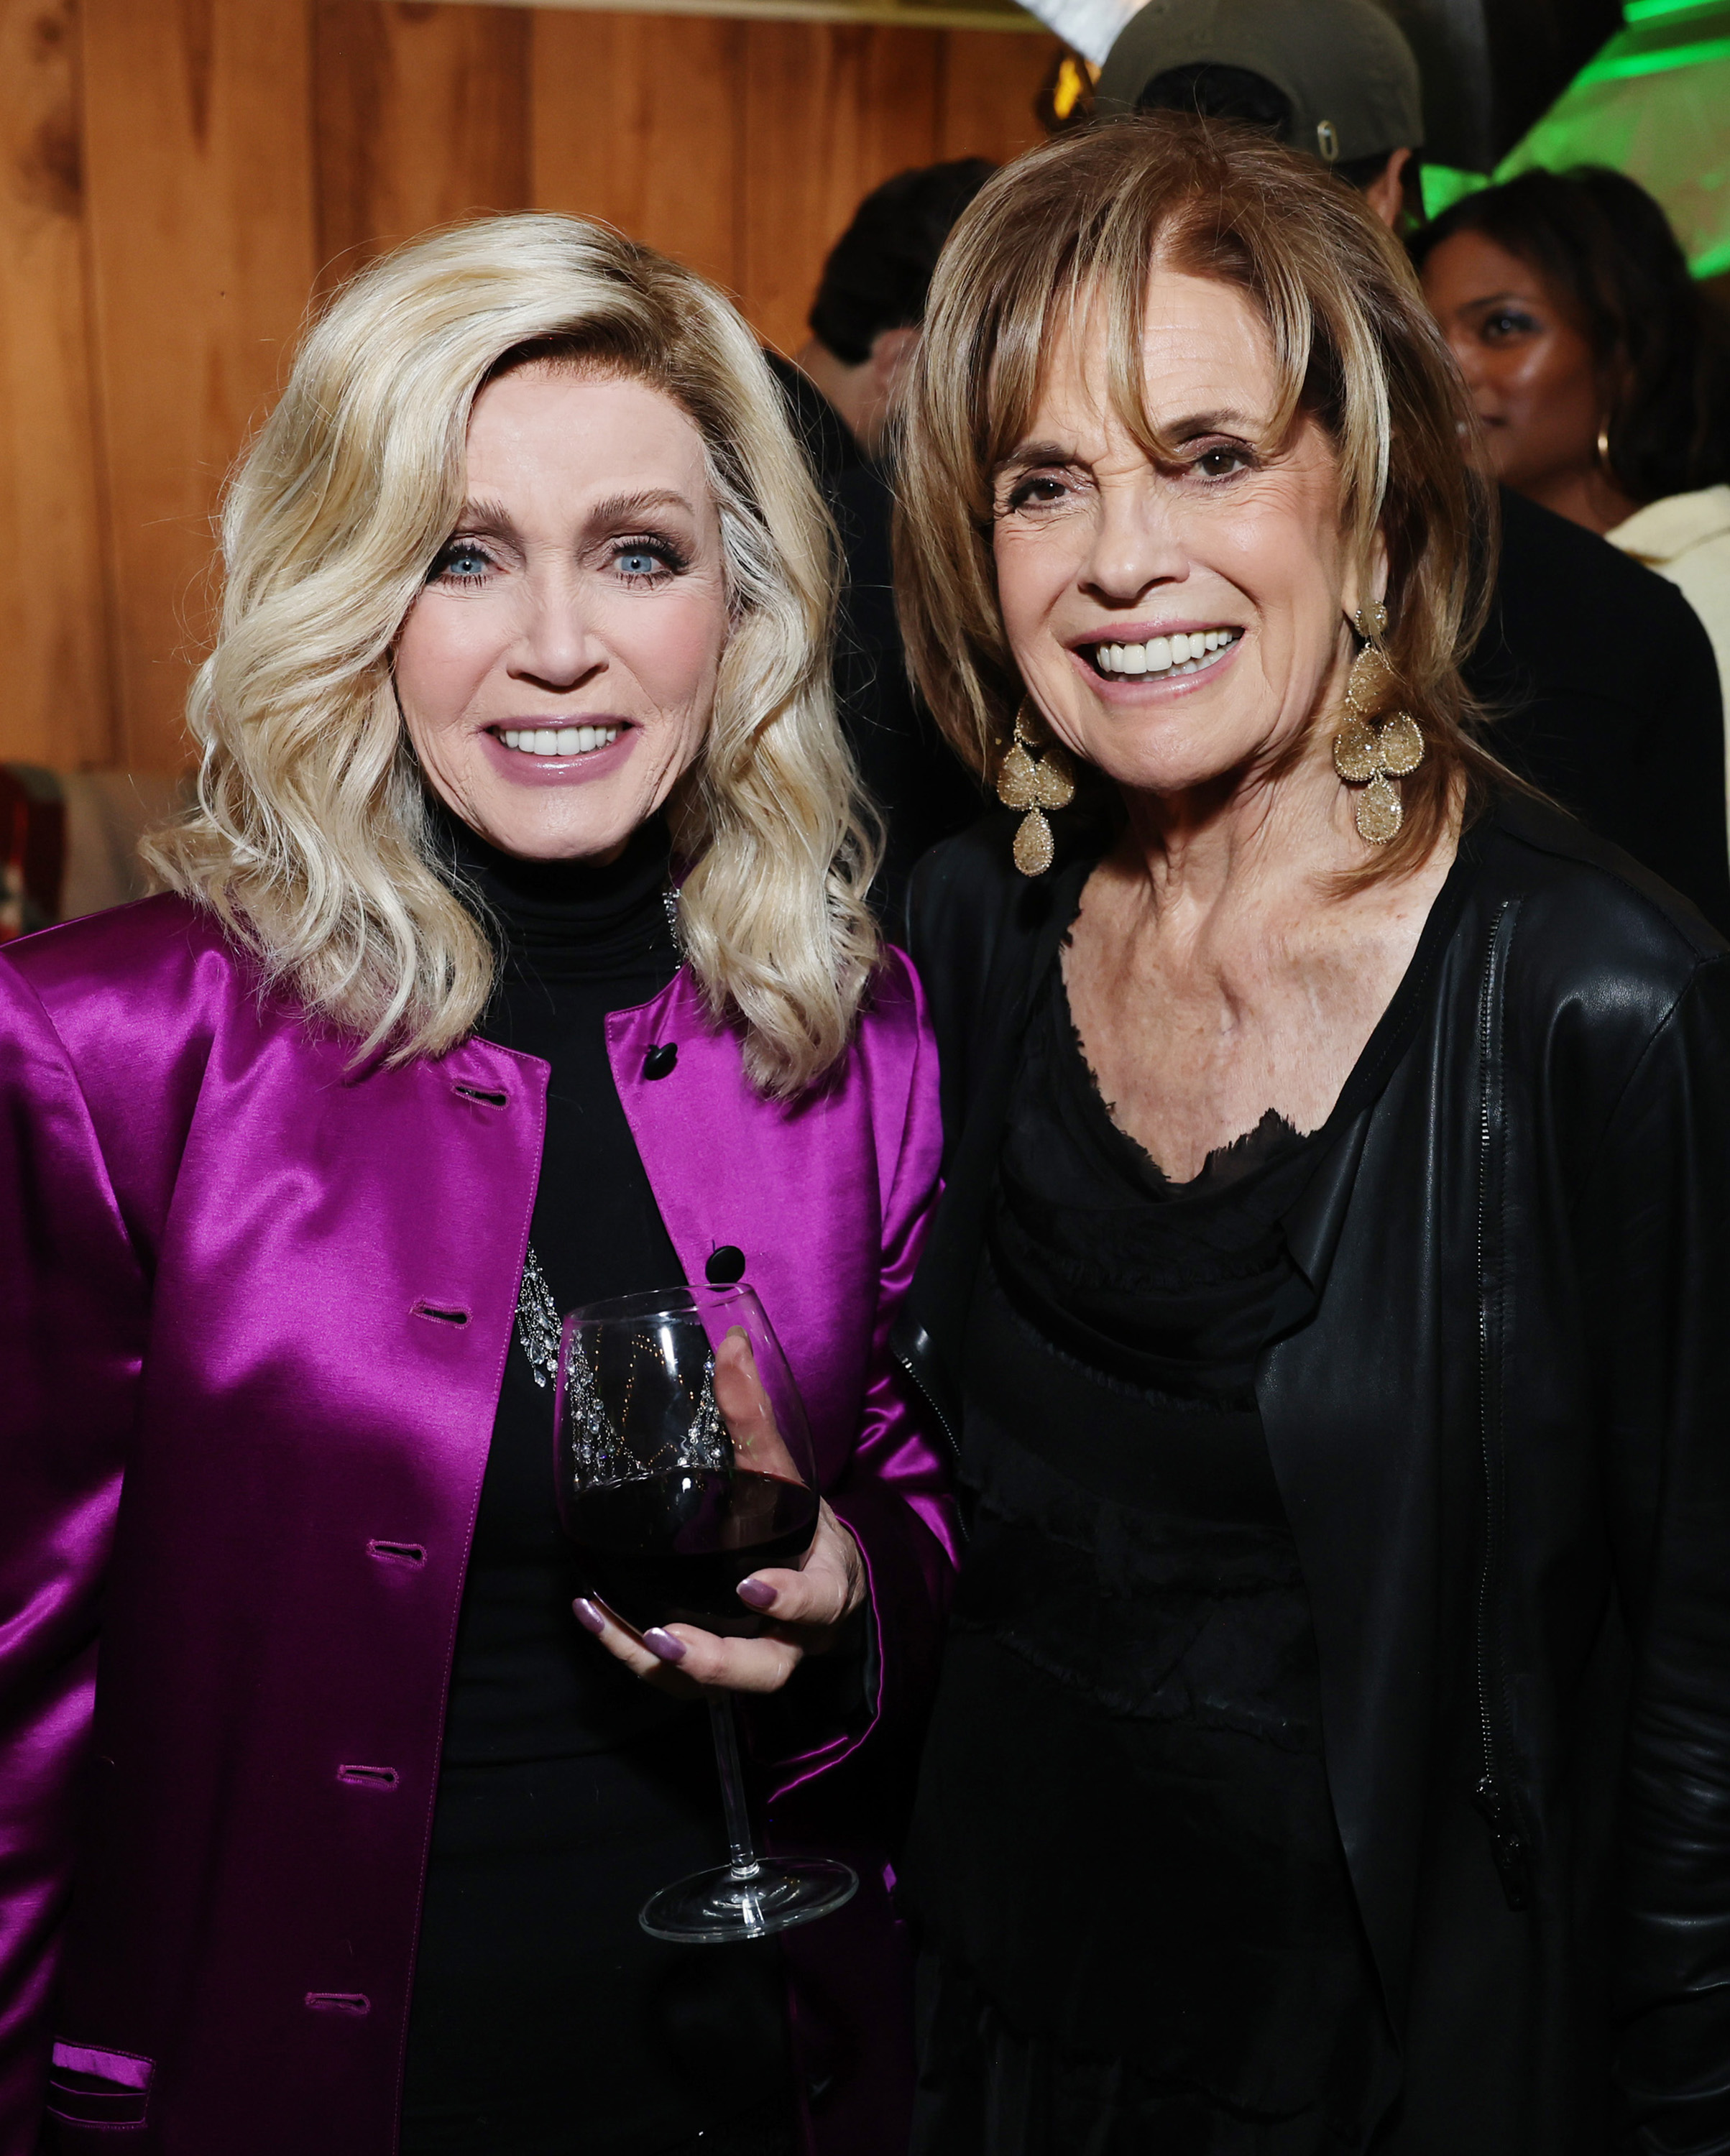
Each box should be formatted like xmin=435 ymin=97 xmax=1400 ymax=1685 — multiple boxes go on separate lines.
xmin=1362 ymin=147 xmax=1412 ymax=233
xmin=1343 ymin=532 xmax=1391 ymax=627
xmin=868 ymin=324 xmax=921 ymax=397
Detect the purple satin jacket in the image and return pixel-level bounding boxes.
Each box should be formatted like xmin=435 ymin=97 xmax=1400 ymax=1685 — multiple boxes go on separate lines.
xmin=0 ymin=894 xmax=954 ymax=2156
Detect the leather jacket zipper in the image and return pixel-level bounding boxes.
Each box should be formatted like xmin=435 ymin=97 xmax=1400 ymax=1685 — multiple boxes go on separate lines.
xmin=896 ymin=1340 xmax=962 ymax=1472
xmin=1470 ymin=898 xmax=1532 ymax=1912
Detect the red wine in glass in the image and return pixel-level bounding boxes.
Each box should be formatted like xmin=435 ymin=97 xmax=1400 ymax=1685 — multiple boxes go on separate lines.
xmin=563 ymin=1469 xmax=822 ymax=1637
xmin=553 ymin=1282 xmax=857 ymax=1943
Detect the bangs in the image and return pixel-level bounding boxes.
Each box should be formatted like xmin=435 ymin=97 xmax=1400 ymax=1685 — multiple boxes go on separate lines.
xmin=967 ymin=170 xmax=1376 ymax=567
xmin=895 ymin=111 xmax=1497 ymax=892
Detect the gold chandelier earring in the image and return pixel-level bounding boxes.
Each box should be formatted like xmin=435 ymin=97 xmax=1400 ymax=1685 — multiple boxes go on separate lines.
xmin=997 ymin=701 xmax=1076 ymax=877
xmin=1331 ymin=604 xmax=1424 ymax=845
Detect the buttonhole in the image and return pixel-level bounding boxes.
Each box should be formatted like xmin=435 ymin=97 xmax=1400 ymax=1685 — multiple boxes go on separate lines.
xmin=411 ymin=1301 xmax=469 ymax=1326
xmin=367 ymin=1539 xmax=425 ymax=1566
xmin=336 ymin=1763 xmax=399 ymax=1789
xmin=453 ymin=1083 xmax=508 ymax=1107
xmin=305 ymin=1992 xmax=370 ymax=2014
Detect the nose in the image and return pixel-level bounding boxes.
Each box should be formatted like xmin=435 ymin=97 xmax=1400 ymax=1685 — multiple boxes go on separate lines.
xmin=1080 ymin=473 xmax=1187 ymax=609
xmin=507 ymin=565 xmax=604 ymax=692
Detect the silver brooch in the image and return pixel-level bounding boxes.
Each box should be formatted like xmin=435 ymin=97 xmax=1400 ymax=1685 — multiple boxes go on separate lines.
xmin=663 ymin=885 xmax=686 ymax=959
xmin=515 ymin=1244 xmax=561 ymax=1389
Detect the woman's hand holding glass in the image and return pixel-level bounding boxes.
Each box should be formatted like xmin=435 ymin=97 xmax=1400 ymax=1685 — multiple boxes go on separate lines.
xmin=555 ymin=1285 xmax=861 ymax=1940
xmin=572 ymin=1322 xmax=866 ymax=1694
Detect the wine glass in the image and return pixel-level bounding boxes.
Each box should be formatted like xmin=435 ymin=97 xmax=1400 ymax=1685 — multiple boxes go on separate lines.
xmin=553 ymin=1281 xmax=859 ymax=1943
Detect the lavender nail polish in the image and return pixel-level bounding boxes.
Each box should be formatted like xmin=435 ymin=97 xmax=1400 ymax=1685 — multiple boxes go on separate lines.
xmin=572 ymin=1598 xmax=605 ymax=1636
xmin=737 ymin=1577 xmax=776 ymax=1611
xmin=643 ymin=1628 xmax=688 ymax=1664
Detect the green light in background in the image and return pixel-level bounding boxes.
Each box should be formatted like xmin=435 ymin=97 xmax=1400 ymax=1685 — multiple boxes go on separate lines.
xmin=1576 ymin=33 xmax=1730 ymax=82
xmin=1421 ymin=166 xmax=1493 ymax=218
xmin=1622 ymin=0 xmax=1726 ymax=22
xmin=1479 ymin=2 xmax=1730 ymax=278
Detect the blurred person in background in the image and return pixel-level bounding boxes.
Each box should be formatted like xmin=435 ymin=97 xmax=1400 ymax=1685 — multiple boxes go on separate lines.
xmin=1416 ymin=167 xmax=1730 ymax=760
xmin=0 ymin=215 xmax=954 ymax=2156
xmin=768 ymin=163 xmax=993 ymax=921
xmin=776 ymin=160 xmax=998 ymax=479
xmin=1093 ymin=0 xmax=1730 ymax=930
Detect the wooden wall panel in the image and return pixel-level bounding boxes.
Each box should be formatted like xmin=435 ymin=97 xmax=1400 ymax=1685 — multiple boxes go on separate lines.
xmin=530 ymin=11 xmax=744 ymax=295
xmin=80 ymin=0 xmax=318 ymax=772
xmin=938 ymin=26 xmax=1056 ymax=165
xmin=0 ymin=0 xmax=1053 ymax=776
xmin=314 ymin=1 xmax=532 ymax=289
xmin=740 ymin=22 xmax=944 ymax=354
xmin=0 ymin=0 xmax=114 ymax=769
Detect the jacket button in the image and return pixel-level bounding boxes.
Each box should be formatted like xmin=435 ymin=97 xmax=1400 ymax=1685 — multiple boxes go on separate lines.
xmin=706 ymin=1245 xmax=746 ymax=1286
xmin=643 ymin=1043 xmax=678 ymax=1080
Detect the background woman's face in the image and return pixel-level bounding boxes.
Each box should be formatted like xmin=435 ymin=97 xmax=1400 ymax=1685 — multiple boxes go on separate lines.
xmin=992 ymin=270 xmax=1366 ymax=803
xmin=395 ymin=364 xmax=729 ymax=862
xmin=1419 ymin=229 xmax=1604 ymax=499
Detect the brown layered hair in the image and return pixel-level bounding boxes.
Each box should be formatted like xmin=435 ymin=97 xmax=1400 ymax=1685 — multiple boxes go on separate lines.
xmin=894 ymin=113 xmax=1503 ymax=884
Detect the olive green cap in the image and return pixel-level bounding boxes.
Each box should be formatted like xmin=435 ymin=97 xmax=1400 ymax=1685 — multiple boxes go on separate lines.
xmin=1095 ymin=0 xmax=1424 ymax=164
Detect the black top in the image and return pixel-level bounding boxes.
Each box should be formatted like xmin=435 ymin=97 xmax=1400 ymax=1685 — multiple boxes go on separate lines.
xmin=903 ymin=933 xmax=1402 ymax=2152
xmin=400 ymin=815 xmax=793 ymax=2156
xmin=1466 ymin=486 xmax=1730 ymax=934
xmin=899 ymin=798 xmax=1730 ymax=2152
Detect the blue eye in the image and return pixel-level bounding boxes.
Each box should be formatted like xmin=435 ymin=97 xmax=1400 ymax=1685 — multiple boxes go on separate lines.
xmin=432 ymin=541 xmax=490 ymax=584
xmin=616 ymin=548 xmax=667 ymax=578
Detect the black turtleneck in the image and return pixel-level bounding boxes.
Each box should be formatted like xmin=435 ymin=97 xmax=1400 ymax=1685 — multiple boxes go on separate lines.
xmin=400 ymin=813 xmax=794 ymax=2156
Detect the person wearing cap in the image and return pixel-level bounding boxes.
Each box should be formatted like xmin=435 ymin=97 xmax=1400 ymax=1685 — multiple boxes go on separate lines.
xmin=1094 ymin=0 xmax=1425 ymax=223
xmin=1088 ymin=0 xmax=1730 ymax=933
xmin=768 ymin=164 xmax=994 ymax=923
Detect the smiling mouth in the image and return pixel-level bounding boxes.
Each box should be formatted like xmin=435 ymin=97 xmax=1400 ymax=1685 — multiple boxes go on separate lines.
xmin=1085 ymin=628 xmax=1243 ymax=679
xmin=493 ymin=722 xmax=625 ymax=758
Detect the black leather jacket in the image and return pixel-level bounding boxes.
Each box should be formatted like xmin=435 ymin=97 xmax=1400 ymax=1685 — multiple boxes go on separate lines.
xmin=894 ymin=794 xmax=1730 ymax=2154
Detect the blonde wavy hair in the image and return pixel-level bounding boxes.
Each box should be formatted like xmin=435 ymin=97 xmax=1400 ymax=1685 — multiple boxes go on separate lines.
xmin=895 ymin=114 xmax=1504 ymax=886
xmin=146 ymin=213 xmax=880 ymax=1094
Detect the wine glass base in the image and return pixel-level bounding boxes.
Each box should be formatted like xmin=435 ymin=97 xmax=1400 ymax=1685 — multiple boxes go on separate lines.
xmin=639 ymin=1858 xmax=857 ymax=1943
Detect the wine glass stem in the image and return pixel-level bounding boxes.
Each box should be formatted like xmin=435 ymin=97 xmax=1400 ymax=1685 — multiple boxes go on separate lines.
xmin=708 ymin=1694 xmax=762 ymax=1881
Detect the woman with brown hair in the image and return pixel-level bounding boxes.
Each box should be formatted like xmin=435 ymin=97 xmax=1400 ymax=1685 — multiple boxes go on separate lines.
xmin=890 ymin=114 xmax=1730 ymax=2153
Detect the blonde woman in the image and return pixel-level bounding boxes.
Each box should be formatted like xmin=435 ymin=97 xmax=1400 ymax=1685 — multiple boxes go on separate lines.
xmin=891 ymin=118 xmax=1730 ymax=2151
xmin=0 ymin=216 xmax=952 ymax=2156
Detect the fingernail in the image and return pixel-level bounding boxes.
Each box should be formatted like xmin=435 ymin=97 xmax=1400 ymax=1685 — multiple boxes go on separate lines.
xmin=737 ymin=1577 xmax=776 ymax=1611
xmin=573 ymin=1598 xmax=605 ymax=1636
xmin=643 ymin=1628 xmax=688 ymax=1664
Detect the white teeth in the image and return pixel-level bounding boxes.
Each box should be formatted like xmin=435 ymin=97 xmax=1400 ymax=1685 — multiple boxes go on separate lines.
xmin=1091 ymin=629 xmax=1240 ymax=679
xmin=497 ymin=723 xmax=622 ymax=757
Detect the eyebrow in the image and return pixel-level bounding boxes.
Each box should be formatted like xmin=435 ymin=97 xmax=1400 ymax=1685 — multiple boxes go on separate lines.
xmin=451 ymin=487 xmax=699 ymax=535
xmin=586 ymin=489 xmax=698 ymax=525
xmin=994 ymin=410 xmax=1262 ymax=476
xmin=451 ymin=496 xmax=517 ymax=538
